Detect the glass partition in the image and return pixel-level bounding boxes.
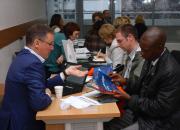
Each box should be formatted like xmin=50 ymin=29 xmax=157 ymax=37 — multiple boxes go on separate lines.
xmin=47 ymin=0 xmax=76 ymax=23
xmin=46 ymin=0 xmax=180 ymax=41
xmin=83 ymin=0 xmax=110 ymax=25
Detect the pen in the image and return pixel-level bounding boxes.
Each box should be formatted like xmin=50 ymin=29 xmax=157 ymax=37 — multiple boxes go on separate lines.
xmin=97 ymin=49 xmax=101 ymax=57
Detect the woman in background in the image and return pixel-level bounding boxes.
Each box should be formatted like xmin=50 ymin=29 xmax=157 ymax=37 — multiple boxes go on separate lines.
xmin=92 ymin=11 xmax=104 ymax=24
xmin=45 ymin=14 xmax=66 ymax=75
xmin=63 ymin=22 xmax=80 ymax=42
xmin=84 ymin=12 xmax=106 ymax=53
xmin=134 ymin=15 xmax=147 ymax=40
xmin=49 ymin=14 xmax=64 ymax=32
xmin=63 ymin=22 xmax=80 ymax=63
xmin=98 ymin=24 xmax=127 ymax=68
xmin=113 ymin=16 xmax=131 ymax=29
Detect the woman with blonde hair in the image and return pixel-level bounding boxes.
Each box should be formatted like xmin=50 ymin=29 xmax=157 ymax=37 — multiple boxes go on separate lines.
xmin=134 ymin=15 xmax=147 ymax=40
xmin=98 ymin=24 xmax=127 ymax=68
xmin=113 ymin=16 xmax=131 ymax=28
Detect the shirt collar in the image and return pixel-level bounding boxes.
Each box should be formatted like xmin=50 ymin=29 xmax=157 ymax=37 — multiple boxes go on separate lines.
xmin=152 ymin=58 xmax=158 ymax=66
xmin=24 ymin=46 xmax=45 ymax=63
xmin=128 ymin=43 xmax=141 ymax=61
xmin=151 ymin=48 xmax=166 ymax=66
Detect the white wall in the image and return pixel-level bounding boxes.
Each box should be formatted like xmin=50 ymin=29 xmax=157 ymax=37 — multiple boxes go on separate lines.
xmin=0 ymin=0 xmax=46 ymax=83
xmin=0 ymin=39 xmax=25 ymax=83
xmin=0 ymin=0 xmax=46 ymax=30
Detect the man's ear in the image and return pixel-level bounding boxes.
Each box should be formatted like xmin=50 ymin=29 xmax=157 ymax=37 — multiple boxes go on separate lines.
xmin=34 ymin=39 xmax=40 ymax=49
xmin=127 ymin=34 xmax=133 ymax=41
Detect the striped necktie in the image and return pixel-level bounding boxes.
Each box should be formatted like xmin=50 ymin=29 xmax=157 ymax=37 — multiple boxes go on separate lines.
xmin=122 ymin=56 xmax=131 ymax=78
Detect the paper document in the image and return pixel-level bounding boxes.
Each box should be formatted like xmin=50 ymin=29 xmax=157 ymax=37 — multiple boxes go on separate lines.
xmin=75 ymin=47 xmax=89 ymax=54
xmin=61 ymin=96 xmax=101 ymax=109
xmin=93 ymin=56 xmax=105 ymax=62
xmin=74 ymin=39 xmax=85 ymax=47
xmin=85 ymin=76 xmax=93 ymax=83
xmin=76 ymin=53 xmax=89 ymax=59
xmin=83 ymin=90 xmax=101 ymax=97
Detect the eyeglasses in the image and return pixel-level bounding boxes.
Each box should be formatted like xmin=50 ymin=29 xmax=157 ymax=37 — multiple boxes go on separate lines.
xmin=38 ymin=39 xmax=54 ymax=46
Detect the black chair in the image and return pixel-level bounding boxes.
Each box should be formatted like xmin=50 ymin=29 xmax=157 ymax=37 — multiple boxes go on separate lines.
xmin=171 ymin=50 xmax=180 ymax=64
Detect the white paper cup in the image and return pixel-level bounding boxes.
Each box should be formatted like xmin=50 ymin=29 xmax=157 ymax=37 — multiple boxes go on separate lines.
xmin=54 ymin=86 xmax=63 ymax=99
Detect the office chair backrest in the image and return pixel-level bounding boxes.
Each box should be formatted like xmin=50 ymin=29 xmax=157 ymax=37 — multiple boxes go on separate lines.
xmin=171 ymin=50 xmax=180 ymax=64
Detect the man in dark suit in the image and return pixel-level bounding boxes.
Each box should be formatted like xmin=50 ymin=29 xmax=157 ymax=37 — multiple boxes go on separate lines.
xmin=0 ymin=24 xmax=87 ymax=130
xmin=104 ymin=27 xmax=180 ymax=130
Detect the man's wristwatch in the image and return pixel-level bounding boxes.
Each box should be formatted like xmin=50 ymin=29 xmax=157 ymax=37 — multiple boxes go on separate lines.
xmin=63 ymin=70 xmax=69 ymax=78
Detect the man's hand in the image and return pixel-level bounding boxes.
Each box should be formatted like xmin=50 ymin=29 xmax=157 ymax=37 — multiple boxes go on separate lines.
xmin=65 ymin=65 xmax=88 ymax=77
xmin=112 ymin=90 xmax=131 ymax=100
xmin=45 ymin=88 xmax=51 ymax=97
xmin=91 ymin=82 xmax=131 ymax=100
xmin=109 ymin=72 xmax=126 ymax=85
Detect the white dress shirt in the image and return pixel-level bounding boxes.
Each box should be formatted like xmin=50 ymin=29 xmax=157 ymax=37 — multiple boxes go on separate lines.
xmin=124 ymin=44 xmax=141 ymax=79
xmin=66 ymin=39 xmax=77 ymax=63
xmin=106 ymin=39 xmax=127 ymax=68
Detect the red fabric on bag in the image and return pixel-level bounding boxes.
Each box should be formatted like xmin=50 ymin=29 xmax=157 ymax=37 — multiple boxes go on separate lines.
xmin=116 ymin=86 xmax=126 ymax=114
xmin=88 ymin=67 xmax=94 ymax=76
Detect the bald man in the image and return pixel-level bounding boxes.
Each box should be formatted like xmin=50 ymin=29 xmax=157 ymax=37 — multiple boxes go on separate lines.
xmin=104 ymin=27 xmax=180 ymax=130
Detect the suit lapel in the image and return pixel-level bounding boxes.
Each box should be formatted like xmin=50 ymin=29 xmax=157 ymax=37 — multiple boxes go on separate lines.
xmin=139 ymin=61 xmax=150 ymax=82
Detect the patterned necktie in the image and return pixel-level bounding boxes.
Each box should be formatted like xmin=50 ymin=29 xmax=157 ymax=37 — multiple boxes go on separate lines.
xmin=122 ymin=56 xmax=131 ymax=78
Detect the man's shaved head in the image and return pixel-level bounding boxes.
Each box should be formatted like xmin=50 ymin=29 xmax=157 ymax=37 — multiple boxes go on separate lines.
xmin=140 ymin=27 xmax=166 ymax=61
xmin=141 ymin=27 xmax=166 ymax=48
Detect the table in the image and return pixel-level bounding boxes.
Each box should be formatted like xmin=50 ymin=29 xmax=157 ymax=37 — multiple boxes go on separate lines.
xmin=36 ymin=92 xmax=120 ymax=130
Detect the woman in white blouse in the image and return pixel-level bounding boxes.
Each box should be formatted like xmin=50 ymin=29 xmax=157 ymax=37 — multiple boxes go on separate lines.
xmin=63 ymin=22 xmax=80 ymax=63
xmin=98 ymin=24 xmax=127 ymax=69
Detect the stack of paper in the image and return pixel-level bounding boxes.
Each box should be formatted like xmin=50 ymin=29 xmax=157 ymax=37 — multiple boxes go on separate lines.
xmin=75 ymin=47 xmax=90 ymax=60
xmin=76 ymin=53 xmax=89 ymax=59
xmin=93 ymin=56 xmax=105 ymax=62
xmin=61 ymin=96 xmax=101 ymax=109
xmin=83 ymin=90 xmax=101 ymax=97
xmin=75 ymin=48 xmax=89 ymax=54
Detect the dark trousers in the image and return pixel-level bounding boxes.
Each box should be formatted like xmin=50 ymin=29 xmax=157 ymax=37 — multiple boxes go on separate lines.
xmin=104 ymin=109 xmax=138 ymax=130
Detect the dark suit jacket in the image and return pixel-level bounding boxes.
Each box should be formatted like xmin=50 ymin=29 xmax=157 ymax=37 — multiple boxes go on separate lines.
xmin=0 ymin=49 xmax=64 ymax=130
xmin=128 ymin=49 xmax=180 ymax=130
